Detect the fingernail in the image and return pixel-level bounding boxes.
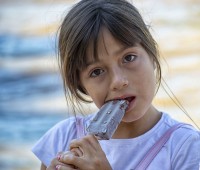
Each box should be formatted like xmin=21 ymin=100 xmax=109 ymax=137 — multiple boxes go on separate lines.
xmin=56 ymin=165 xmax=61 ymax=170
xmin=57 ymin=154 xmax=63 ymax=161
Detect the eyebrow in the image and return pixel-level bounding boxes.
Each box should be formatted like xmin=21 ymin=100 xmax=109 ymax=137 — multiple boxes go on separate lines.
xmin=85 ymin=44 xmax=138 ymax=68
xmin=113 ymin=45 xmax=134 ymax=56
xmin=85 ymin=59 xmax=99 ymax=68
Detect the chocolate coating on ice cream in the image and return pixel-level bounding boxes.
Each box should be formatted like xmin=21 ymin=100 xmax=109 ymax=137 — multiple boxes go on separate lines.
xmin=86 ymin=100 xmax=129 ymax=140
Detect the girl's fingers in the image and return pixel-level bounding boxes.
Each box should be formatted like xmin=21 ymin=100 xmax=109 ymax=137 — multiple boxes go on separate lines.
xmin=47 ymin=152 xmax=78 ymax=170
xmin=49 ymin=157 xmax=62 ymax=167
xmin=55 ymin=164 xmax=78 ymax=170
xmin=69 ymin=135 xmax=100 ymax=152
xmin=59 ymin=154 xmax=82 ymax=168
xmin=71 ymin=147 xmax=83 ymax=157
xmin=58 ymin=135 xmax=112 ymax=170
xmin=60 ymin=152 xmax=112 ymax=170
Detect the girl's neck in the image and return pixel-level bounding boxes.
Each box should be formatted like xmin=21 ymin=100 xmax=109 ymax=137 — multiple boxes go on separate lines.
xmin=112 ymin=107 xmax=161 ymax=139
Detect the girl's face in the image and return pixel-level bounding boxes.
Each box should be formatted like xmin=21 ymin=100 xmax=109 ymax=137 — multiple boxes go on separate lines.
xmin=80 ymin=28 xmax=156 ymax=122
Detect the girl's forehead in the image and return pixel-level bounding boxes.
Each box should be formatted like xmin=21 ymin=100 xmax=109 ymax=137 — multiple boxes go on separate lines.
xmin=86 ymin=28 xmax=127 ymax=60
xmin=83 ymin=27 xmax=143 ymax=69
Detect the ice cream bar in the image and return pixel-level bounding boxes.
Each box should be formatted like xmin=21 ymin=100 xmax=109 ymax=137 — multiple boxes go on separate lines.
xmin=86 ymin=100 xmax=129 ymax=140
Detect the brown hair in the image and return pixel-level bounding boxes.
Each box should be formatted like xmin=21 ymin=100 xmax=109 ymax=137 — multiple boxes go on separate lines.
xmin=58 ymin=0 xmax=161 ymax=113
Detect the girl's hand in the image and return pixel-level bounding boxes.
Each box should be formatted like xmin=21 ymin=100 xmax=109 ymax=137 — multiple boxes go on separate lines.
xmin=59 ymin=135 xmax=112 ymax=170
xmin=47 ymin=151 xmax=78 ymax=170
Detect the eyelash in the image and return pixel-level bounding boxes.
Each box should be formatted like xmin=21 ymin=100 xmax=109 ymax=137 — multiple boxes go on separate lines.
xmin=89 ymin=54 xmax=137 ymax=78
xmin=90 ymin=68 xmax=104 ymax=78
xmin=123 ymin=54 xmax=137 ymax=63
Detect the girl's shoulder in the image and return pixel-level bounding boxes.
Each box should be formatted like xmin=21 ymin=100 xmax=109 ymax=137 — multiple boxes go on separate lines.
xmin=161 ymin=113 xmax=200 ymax=169
xmin=161 ymin=112 xmax=200 ymax=143
xmin=147 ymin=113 xmax=200 ymax=169
xmin=47 ymin=113 xmax=94 ymax=135
xmin=162 ymin=112 xmax=200 ymax=135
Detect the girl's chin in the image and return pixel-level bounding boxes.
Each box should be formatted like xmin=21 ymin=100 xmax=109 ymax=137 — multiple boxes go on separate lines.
xmin=122 ymin=110 xmax=146 ymax=123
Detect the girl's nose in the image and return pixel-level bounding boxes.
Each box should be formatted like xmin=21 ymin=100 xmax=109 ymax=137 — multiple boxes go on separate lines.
xmin=110 ymin=69 xmax=129 ymax=91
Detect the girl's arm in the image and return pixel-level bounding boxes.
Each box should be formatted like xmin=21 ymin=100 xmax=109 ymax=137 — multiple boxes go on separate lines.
xmin=40 ymin=163 xmax=46 ymax=170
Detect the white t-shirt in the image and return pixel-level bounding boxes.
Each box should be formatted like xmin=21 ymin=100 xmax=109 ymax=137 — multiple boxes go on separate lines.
xmin=32 ymin=112 xmax=200 ymax=169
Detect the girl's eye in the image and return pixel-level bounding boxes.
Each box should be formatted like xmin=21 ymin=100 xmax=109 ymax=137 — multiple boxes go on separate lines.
xmin=123 ymin=54 xmax=137 ymax=63
xmin=90 ymin=68 xmax=104 ymax=77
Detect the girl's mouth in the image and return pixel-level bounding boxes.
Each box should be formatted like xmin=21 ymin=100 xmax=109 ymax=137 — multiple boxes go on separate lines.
xmin=124 ymin=96 xmax=136 ymax=110
xmin=105 ymin=96 xmax=135 ymax=106
xmin=125 ymin=96 xmax=135 ymax=103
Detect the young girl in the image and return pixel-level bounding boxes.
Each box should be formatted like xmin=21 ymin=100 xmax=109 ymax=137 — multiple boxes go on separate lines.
xmin=32 ymin=0 xmax=200 ymax=169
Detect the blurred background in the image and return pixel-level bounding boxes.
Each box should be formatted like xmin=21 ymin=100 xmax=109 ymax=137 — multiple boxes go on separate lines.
xmin=0 ymin=0 xmax=199 ymax=169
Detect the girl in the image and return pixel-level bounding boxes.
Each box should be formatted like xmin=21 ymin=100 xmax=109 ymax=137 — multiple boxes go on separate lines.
xmin=32 ymin=0 xmax=200 ymax=169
